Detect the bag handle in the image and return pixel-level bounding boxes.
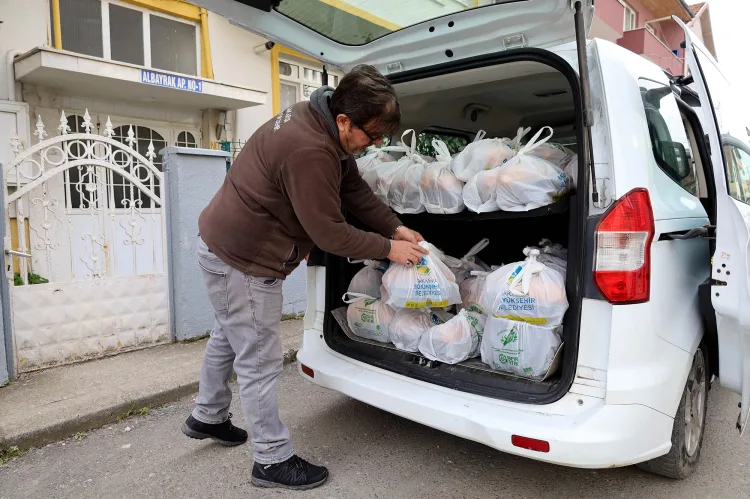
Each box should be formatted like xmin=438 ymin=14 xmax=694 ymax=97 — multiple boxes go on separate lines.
xmin=342 ymin=292 xmax=376 ymax=304
xmin=463 ymin=238 xmax=490 ymax=259
xmin=347 ymin=258 xmax=382 ymax=267
xmin=511 ymin=127 xmax=532 ymax=149
xmin=472 ymin=130 xmax=487 ymax=142
xmin=507 ymin=249 xmax=548 ymax=296
xmin=432 ymin=139 xmax=452 ymax=163
xmin=517 ymin=126 xmax=554 ymax=156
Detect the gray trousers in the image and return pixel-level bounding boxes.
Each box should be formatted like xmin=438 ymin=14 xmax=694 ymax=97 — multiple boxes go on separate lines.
xmin=192 ymin=236 xmax=294 ymax=465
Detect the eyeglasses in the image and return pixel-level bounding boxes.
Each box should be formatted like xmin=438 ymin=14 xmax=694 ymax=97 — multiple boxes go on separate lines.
xmin=353 ymin=121 xmax=382 ymax=146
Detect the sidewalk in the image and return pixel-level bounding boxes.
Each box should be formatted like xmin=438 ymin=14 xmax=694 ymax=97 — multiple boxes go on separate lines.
xmin=0 ymin=319 xmax=303 ymax=452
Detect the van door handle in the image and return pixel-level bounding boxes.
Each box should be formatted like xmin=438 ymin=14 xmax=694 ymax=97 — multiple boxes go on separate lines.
xmin=659 ymin=226 xmax=714 ymax=241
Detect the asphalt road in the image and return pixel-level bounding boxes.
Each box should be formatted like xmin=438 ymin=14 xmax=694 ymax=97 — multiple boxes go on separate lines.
xmin=1 ymin=365 xmax=749 ymax=499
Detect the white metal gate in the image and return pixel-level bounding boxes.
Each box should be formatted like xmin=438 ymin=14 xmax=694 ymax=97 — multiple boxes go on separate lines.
xmin=4 ymin=110 xmax=170 ymax=372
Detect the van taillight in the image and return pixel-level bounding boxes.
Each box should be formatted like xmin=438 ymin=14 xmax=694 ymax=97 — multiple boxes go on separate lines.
xmin=594 ymin=188 xmax=654 ymax=304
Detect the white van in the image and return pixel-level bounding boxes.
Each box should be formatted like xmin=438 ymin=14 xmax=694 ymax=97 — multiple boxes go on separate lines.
xmin=196 ymin=0 xmax=750 ymax=479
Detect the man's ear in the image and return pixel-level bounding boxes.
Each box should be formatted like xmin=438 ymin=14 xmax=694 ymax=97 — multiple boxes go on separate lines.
xmin=335 ymin=114 xmax=350 ymax=132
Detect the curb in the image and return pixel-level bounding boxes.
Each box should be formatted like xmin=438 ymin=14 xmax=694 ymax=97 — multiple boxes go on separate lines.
xmin=1 ymin=347 xmax=299 ymax=452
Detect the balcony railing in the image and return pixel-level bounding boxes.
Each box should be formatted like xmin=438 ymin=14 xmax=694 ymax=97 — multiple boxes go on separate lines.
xmin=617 ymin=28 xmax=685 ymax=76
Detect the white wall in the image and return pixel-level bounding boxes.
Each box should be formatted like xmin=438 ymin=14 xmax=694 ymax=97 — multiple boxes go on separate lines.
xmin=207 ymin=12 xmax=274 ymax=141
xmin=0 ymin=0 xmax=50 ymax=101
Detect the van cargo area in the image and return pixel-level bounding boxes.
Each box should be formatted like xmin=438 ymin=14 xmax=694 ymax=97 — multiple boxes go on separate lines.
xmin=321 ymin=53 xmax=586 ymax=404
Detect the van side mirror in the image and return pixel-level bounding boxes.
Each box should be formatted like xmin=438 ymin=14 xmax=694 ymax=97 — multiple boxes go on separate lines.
xmin=661 ymin=140 xmax=691 ymax=180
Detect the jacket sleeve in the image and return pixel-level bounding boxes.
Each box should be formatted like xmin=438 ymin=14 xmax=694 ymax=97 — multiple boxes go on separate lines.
xmin=339 ymin=158 xmax=403 ymax=238
xmin=279 ymin=148 xmax=393 ymax=260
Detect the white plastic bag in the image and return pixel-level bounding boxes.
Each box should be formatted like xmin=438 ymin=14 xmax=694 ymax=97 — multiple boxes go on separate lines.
xmin=374 ymin=130 xmax=429 ymax=214
xmin=451 ymin=128 xmax=531 ymax=182
xmin=484 ymin=249 xmax=568 ymax=327
xmin=460 ymin=270 xmax=491 ymax=315
xmin=382 ymin=241 xmax=462 ymax=309
xmin=344 ymin=293 xmax=394 ymax=343
xmin=419 ymin=139 xmax=465 ymax=214
xmin=465 ymin=310 xmax=487 ymax=358
xmin=388 ymin=307 xmax=453 ymax=352
xmin=462 ymin=168 xmax=504 ymax=213
xmin=443 ymin=238 xmax=490 ymax=284
xmin=418 ymin=309 xmax=478 ymax=364
xmin=347 ymin=259 xmax=388 ymax=298
xmin=481 ymin=316 xmax=561 ymax=378
xmin=530 ymin=240 xmax=567 ymax=279
xmin=562 ymin=154 xmax=578 ymax=189
xmin=528 ymin=140 xmax=574 ymax=167
xmin=495 ymin=127 xmax=572 ymax=212
xmin=356 ymin=147 xmax=396 ymax=176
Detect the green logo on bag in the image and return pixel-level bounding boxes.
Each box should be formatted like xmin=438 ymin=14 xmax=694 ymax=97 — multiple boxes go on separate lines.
xmin=501 ymin=328 xmax=518 ymax=346
xmin=364 ymin=298 xmax=377 ymax=306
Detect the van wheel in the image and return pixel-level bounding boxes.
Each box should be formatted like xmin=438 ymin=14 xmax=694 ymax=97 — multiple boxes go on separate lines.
xmin=637 ymin=345 xmax=708 ymax=479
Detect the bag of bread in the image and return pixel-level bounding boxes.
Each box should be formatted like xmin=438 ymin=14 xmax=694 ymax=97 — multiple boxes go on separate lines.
xmin=460 ymin=270 xmax=492 ymax=315
xmin=480 ymin=316 xmax=561 ymax=378
xmin=343 ymin=293 xmax=395 ymax=343
xmin=347 ymin=258 xmax=388 ymax=298
xmin=527 ymin=140 xmax=575 ymax=167
xmin=483 ymin=249 xmax=568 ymax=327
xmin=418 ymin=309 xmax=480 ymax=364
xmin=374 ymin=130 xmax=429 ymax=214
xmin=562 ymin=154 xmax=578 ymax=189
xmin=495 ymin=127 xmax=572 ymax=212
xmin=451 ymin=128 xmax=531 ymax=182
xmin=382 ymin=241 xmax=462 ymax=309
xmin=389 ymin=307 xmax=454 ymax=352
xmin=356 ymin=147 xmax=396 ymax=176
xmin=419 ymin=139 xmax=465 ymax=214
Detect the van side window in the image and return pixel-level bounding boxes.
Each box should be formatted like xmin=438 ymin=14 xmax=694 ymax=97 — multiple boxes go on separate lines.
xmin=723 ymin=138 xmax=750 ymax=204
xmin=639 ymin=79 xmax=700 ymax=196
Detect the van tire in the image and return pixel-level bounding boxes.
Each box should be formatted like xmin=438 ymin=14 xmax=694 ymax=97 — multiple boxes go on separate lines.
xmin=636 ymin=345 xmax=708 ymax=479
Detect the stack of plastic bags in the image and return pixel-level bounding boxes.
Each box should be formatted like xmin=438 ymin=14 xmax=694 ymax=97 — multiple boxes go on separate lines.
xmin=451 ymin=128 xmax=529 ymax=182
xmin=419 ymin=139 xmax=465 ymax=214
xmin=389 ymin=307 xmax=454 ymax=352
xmin=343 ymin=292 xmax=395 ymax=344
xmin=442 ymin=238 xmax=491 ymax=284
xmin=494 ymin=127 xmax=573 ymax=211
xmin=463 ymin=127 xmax=572 ymax=213
xmin=344 ymin=240 xmax=495 ymax=364
xmin=346 ymin=258 xmax=389 ymax=298
xmin=419 ymin=309 xmax=486 ymax=364
xmin=356 ymin=147 xmax=396 ymax=177
xmin=366 ymin=129 xmax=430 ymax=214
xmin=382 ymin=241 xmax=462 ymax=309
xmin=480 ymin=248 xmax=567 ymax=378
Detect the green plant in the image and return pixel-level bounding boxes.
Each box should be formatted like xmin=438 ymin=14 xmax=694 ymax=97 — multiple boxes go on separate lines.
xmin=417 ymin=133 xmax=468 ymax=157
xmin=0 ymin=446 xmax=25 ymax=465
xmin=74 ymin=432 xmax=87 ymax=440
xmin=14 ymin=272 xmax=49 ymax=286
xmin=138 ymin=407 xmax=150 ymax=416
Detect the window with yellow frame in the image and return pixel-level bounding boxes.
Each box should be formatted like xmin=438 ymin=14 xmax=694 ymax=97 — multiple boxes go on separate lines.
xmin=272 ymin=47 xmax=343 ymax=115
xmin=49 ymin=0 xmax=214 ymax=79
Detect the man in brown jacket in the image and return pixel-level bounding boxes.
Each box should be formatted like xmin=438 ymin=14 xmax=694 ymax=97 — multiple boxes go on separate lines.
xmin=181 ymin=65 xmax=426 ymax=490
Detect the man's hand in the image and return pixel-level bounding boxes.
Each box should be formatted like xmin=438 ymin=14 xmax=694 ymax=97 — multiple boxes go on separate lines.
xmin=388 ymin=240 xmax=429 ymax=266
xmin=393 ymin=226 xmax=425 ymax=244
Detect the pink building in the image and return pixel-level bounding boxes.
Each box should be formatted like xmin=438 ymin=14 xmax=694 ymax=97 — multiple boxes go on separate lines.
xmin=589 ymin=0 xmax=716 ymax=76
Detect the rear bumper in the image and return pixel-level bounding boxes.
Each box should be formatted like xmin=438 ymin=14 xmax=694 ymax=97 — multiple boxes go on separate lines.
xmin=296 ymin=329 xmax=674 ymax=469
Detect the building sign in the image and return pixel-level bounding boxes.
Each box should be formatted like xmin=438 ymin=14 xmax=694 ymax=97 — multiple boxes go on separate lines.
xmin=140 ymin=70 xmax=203 ymax=93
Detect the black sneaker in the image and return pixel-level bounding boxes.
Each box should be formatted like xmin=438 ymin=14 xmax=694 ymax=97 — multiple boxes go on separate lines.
xmin=181 ymin=413 xmax=248 ymax=446
xmin=251 ymin=455 xmax=329 ymax=490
